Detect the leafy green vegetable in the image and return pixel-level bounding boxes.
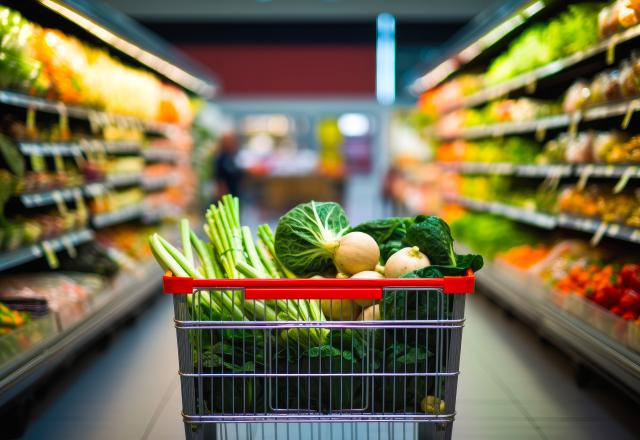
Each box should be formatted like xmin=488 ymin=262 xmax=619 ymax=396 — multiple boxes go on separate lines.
xmin=485 ymin=3 xmax=601 ymax=85
xmin=450 ymin=213 xmax=539 ymax=259
xmin=274 ymin=201 xmax=350 ymax=276
xmin=278 ymin=329 xmax=367 ymax=411
xmin=403 ymin=254 xmax=484 ymax=278
xmin=353 ymin=217 xmax=413 ymax=263
xmin=404 ymin=215 xmax=456 ymax=266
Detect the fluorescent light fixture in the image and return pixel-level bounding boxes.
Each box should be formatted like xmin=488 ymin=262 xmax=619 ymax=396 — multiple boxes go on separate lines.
xmin=38 ymin=0 xmax=216 ymax=97
xmin=411 ymin=0 xmax=546 ymax=94
xmin=411 ymin=59 xmax=457 ymax=95
xmin=376 ymin=13 xmax=395 ymax=106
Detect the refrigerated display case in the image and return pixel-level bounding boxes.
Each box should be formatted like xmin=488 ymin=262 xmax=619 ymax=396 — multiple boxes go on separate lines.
xmin=0 ymin=1 xmax=218 ymax=434
xmin=399 ymin=0 xmax=640 ymax=397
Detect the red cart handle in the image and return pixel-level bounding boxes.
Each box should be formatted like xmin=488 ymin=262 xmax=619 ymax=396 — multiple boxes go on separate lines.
xmin=163 ymin=271 xmax=474 ymax=299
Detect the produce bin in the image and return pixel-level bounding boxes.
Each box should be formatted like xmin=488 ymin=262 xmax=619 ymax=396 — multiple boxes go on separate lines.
xmin=163 ymin=272 xmax=474 ymax=440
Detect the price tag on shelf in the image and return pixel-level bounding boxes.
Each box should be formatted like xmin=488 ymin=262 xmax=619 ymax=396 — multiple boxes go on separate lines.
xmin=52 ymin=191 xmax=68 ymax=216
xmin=41 ymin=240 xmax=59 ymax=269
xmin=525 ymin=75 xmax=537 ymax=94
xmin=26 ymin=107 xmax=37 ymax=139
xmin=590 ymin=222 xmax=608 ymax=246
xmin=613 ymin=166 xmax=637 ymax=193
xmin=630 ymin=229 xmax=640 ymax=243
xmin=73 ymin=188 xmax=88 ymax=222
xmin=568 ymin=111 xmax=581 ymax=138
xmin=88 ymin=110 xmax=100 ymax=134
xmin=71 ymin=144 xmax=86 ymax=168
xmin=607 ymin=34 xmax=619 ymax=65
xmin=535 ymin=123 xmax=546 ymax=142
xmin=29 ymin=152 xmax=45 ymax=172
xmin=61 ymin=236 xmax=77 ymax=258
xmin=53 ymin=150 xmax=65 ymax=173
xmin=57 ymin=105 xmax=70 ymax=140
xmin=621 ymin=99 xmax=639 ymax=130
xmin=577 ymin=165 xmax=594 ymax=191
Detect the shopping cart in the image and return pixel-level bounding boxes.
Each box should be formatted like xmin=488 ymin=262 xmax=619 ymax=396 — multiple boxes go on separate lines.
xmin=163 ymin=272 xmax=474 ymax=440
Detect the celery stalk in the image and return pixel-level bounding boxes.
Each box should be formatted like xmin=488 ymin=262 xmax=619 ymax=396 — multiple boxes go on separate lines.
xmin=180 ymin=219 xmax=194 ymax=267
xmin=149 ymin=234 xmax=189 ymax=277
xmin=156 ymin=235 xmax=203 ymax=278
xmin=190 ymin=231 xmax=214 ymax=278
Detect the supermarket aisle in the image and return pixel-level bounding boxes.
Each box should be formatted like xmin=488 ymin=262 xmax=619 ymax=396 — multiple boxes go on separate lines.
xmin=23 ymin=289 xmax=639 ymax=439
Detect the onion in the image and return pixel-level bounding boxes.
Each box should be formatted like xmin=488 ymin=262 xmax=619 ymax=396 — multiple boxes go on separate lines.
xmin=351 ymin=270 xmax=383 ymax=307
xmin=334 ymin=232 xmax=380 ymax=275
xmin=384 ymin=246 xmax=430 ymax=278
xmin=321 ymin=299 xmax=361 ymax=321
xmin=357 ymin=304 xmax=380 ymax=321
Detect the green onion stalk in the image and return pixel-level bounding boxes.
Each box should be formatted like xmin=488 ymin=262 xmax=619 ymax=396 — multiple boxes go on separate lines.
xmin=149 ymin=195 xmax=328 ymax=346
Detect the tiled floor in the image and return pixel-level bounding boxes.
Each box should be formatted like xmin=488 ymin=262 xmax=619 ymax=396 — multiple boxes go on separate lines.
xmin=23 ymin=292 xmax=640 ymax=439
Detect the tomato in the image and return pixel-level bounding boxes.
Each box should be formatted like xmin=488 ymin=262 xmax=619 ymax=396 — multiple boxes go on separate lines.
xmin=610 ymin=305 xmax=623 ymax=316
xmin=620 ymin=264 xmax=640 ymax=291
xmin=618 ymin=288 xmax=640 ymax=313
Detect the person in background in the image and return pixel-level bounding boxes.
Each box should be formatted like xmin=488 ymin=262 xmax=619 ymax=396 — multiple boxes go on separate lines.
xmin=214 ymin=132 xmax=244 ymax=199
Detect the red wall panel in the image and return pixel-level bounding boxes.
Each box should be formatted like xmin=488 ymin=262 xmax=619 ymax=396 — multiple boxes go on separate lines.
xmin=178 ymin=44 xmax=375 ymax=96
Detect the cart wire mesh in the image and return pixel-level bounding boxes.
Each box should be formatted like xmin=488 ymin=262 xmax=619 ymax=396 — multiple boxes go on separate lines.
xmin=165 ymin=275 xmax=473 ymax=440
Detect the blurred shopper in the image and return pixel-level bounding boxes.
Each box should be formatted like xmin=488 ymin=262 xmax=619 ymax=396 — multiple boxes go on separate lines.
xmin=214 ymin=133 xmax=244 ymax=199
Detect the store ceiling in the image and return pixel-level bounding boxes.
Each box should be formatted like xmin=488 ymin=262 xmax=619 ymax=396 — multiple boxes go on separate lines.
xmin=101 ymin=0 xmax=496 ymax=21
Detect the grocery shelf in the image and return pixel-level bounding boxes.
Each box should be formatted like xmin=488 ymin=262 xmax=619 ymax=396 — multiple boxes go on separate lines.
xmin=439 ymin=99 xmax=638 ymax=141
xmin=410 ymin=0 xmax=547 ymax=94
xmin=440 ymin=162 xmax=640 ymax=179
xmin=0 ymin=260 xmax=163 ymax=407
xmin=0 ymin=90 xmax=175 ymax=135
xmin=556 ymin=214 xmax=640 ymax=244
xmin=142 ymin=205 xmax=184 ymax=224
xmin=105 ymin=173 xmax=143 ymax=188
xmin=0 ymin=229 xmax=94 ymax=273
xmin=142 ymin=173 xmax=179 ymax=192
xmin=446 ymin=194 xmax=640 ymax=244
xmin=142 ymin=148 xmax=180 ymax=163
xmin=574 ymin=164 xmax=640 ymax=178
xmin=17 ymin=140 xmax=141 ymax=156
xmin=444 ymin=194 xmax=557 ymax=229
xmin=440 ymin=162 xmax=573 ymax=177
xmin=456 ymin=24 xmax=640 ymax=110
xmin=24 ymin=0 xmax=216 ymax=97
xmin=92 ymin=205 xmax=144 ymax=229
xmin=474 ymin=260 xmax=640 ymax=395
xmin=19 ymin=186 xmax=87 ymax=208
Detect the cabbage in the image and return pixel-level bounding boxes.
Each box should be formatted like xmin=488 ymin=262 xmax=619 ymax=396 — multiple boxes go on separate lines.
xmin=274 ymin=201 xmax=350 ymax=276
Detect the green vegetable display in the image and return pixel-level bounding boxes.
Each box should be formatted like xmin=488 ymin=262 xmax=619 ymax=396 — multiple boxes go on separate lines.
xmin=450 ymin=213 xmax=539 ymax=259
xmin=485 ymin=4 xmax=601 ymax=85
xmin=274 ymin=201 xmax=350 ymax=276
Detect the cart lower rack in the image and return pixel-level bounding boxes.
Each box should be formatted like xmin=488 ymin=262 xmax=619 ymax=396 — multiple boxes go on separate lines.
xmin=163 ymin=274 xmax=475 ymax=440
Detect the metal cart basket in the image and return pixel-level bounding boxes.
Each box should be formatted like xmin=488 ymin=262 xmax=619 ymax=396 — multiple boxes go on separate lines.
xmin=163 ymin=273 xmax=474 ymax=440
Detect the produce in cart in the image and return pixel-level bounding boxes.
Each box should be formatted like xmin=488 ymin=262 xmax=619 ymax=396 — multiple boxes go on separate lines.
xmin=151 ymin=195 xmax=482 ymax=417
